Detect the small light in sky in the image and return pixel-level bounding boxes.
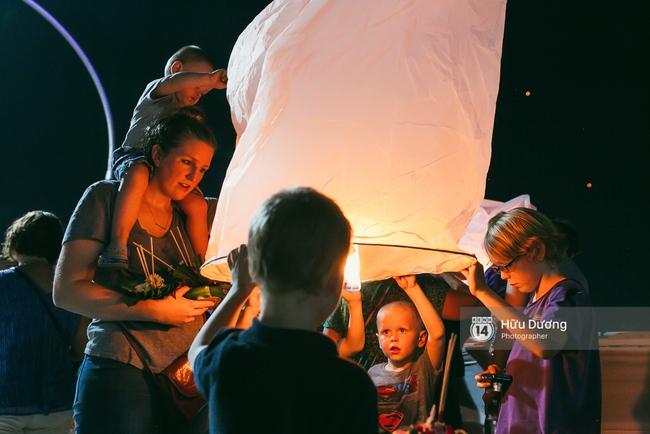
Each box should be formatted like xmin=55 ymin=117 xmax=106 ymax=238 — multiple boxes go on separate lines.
xmin=525 ymin=91 xmax=531 ymax=96
xmin=587 ymin=182 xmax=593 ymax=188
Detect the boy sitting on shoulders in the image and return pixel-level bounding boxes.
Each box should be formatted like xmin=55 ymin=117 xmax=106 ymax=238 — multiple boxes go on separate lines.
xmin=189 ymin=187 xmax=378 ymax=433
xmin=368 ymin=276 xmax=445 ymax=433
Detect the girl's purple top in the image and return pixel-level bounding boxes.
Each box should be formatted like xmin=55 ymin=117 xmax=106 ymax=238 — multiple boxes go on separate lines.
xmin=496 ymin=279 xmax=601 ymax=434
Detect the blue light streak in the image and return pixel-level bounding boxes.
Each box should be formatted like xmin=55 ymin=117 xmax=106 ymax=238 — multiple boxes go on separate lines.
xmin=23 ymin=0 xmax=115 ymax=179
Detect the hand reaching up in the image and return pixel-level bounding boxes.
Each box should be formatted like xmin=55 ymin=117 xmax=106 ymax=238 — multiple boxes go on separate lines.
xmin=227 ymin=244 xmax=255 ymax=297
xmin=460 ymin=261 xmax=489 ymax=297
xmin=341 ymin=287 xmax=361 ymax=304
xmin=210 ymin=69 xmax=228 ymax=89
xmin=393 ymin=275 xmax=417 ymax=291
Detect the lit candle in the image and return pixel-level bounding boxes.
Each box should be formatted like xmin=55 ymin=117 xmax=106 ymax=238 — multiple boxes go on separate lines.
xmin=343 ymin=246 xmax=361 ymax=291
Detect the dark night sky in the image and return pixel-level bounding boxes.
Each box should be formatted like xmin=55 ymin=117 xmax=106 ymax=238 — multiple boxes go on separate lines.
xmin=1 ymin=1 xmax=647 ymax=307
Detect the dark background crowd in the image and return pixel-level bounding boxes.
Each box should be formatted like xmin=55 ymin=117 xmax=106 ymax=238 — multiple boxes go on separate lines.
xmin=1 ymin=0 xmax=647 ymax=308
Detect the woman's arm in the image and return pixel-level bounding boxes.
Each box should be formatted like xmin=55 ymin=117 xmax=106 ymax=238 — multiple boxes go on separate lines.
xmin=53 ymin=239 xmax=213 ymax=325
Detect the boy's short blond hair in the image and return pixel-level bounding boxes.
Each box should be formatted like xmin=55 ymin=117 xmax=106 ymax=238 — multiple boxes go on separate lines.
xmin=164 ymin=45 xmax=214 ymax=75
xmin=377 ymin=301 xmax=425 ymax=332
xmin=248 ymin=187 xmax=352 ymax=295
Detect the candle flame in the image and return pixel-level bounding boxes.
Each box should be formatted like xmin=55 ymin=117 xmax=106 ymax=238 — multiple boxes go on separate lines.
xmin=343 ymin=246 xmax=361 ymax=291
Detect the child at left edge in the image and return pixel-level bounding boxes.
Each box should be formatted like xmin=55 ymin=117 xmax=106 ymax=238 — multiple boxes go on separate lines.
xmin=99 ymin=45 xmax=227 ymax=269
xmin=345 ymin=275 xmax=446 ymax=433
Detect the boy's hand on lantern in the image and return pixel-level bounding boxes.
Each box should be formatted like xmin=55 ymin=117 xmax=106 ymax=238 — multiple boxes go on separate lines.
xmin=393 ymin=275 xmax=417 ymax=291
xmin=460 ymin=261 xmax=490 ymax=297
xmin=341 ymin=287 xmax=361 ymax=304
xmin=227 ymin=244 xmax=255 ymax=295
xmin=211 ymin=69 xmax=228 ymax=89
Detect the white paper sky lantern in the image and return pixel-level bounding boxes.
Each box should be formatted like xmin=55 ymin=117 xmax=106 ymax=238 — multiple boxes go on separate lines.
xmin=201 ymin=0 xmax=508 ymax=283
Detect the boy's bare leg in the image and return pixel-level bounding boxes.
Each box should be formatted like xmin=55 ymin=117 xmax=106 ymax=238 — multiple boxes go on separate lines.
xmin=179 ymin=191 xmax=209 ymax=261
xmin=98 ymin=163 xmax=149 ymax=269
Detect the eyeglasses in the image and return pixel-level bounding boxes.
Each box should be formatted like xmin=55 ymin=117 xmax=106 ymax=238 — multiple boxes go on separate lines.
xmin=490 ymin=254 xmax=522 ymax=275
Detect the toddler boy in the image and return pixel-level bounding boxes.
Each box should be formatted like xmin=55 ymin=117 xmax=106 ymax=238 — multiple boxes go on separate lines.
xmin=369 ymin=276 xmax=445 ymax=433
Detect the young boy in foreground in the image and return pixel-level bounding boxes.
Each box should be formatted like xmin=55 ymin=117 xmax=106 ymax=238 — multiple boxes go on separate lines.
xmin=367 ymin=276 xmax=445 ymax=433
xmin=189 ymin=187 xmax=378 ymax=433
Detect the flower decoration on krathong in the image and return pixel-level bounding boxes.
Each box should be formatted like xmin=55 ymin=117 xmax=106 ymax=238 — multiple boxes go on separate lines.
xmin=119 ymin=228 xmax=229 ymax=307
xmin=119 ymin=239 xmax=177 ymax=307
xmin=134 ymin=272 xmax=166 ymax=293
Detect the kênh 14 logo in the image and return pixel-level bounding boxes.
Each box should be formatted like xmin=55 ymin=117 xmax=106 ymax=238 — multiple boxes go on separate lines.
xmin=470 ymin=316 xmax=495 ymax=342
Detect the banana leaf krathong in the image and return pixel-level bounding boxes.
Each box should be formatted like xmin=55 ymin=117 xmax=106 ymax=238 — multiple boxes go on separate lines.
xmin=174 ymin=254 xmax=229 ymax=302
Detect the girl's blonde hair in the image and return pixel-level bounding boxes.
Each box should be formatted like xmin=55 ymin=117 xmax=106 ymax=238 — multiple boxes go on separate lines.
xmin=485 ymin=207 xmax=566 ymax=267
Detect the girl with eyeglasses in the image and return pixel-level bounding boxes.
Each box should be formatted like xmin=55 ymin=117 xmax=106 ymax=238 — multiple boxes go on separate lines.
xmin=462 ymin=207 xmax=601 ymax=434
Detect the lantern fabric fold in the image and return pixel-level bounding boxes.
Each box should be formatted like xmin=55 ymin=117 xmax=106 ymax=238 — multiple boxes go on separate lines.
xmin=202 ymin=0 xmax=508 ymax=282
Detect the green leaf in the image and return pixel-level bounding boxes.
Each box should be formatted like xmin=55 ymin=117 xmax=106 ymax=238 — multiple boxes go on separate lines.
xmin=184 ymin=285 xmax=212 ymax=300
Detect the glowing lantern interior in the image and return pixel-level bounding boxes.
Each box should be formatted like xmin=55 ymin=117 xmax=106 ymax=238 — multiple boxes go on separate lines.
xmin=201 ymin=0 xmax=508 ymax=283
